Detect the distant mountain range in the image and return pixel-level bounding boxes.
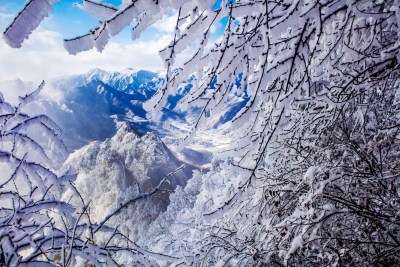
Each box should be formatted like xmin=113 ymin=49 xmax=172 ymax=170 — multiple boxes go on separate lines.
xmin=55 ymin=68 xmax=163 ymax=100
xmin=36 ymin=68 xmax=164 ymax=150
xmin=0 ymin=68 xmax=249 ymax=165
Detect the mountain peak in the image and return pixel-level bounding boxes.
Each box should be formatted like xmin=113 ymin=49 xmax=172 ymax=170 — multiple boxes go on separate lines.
xmin=121 ymin=68 xmax=138 ymax=75
xmin=86 ymin=68 xmax=108 ymax=76
xmin=62 ymin=120 xmax=195 ymax=239
xmin=115 ymin=121 xmax=141 ymax=136
xmin=80 ymin=68 xmax=161 ymax=94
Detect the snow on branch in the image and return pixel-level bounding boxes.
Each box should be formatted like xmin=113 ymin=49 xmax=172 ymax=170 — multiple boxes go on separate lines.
xmin=94 ymin=164 xmax=186 ymax=233
xmin=83 ymin=0 xmax=118 ymax=20
xmin=3 ymin=0 xmax=60 ymax=48
xmin=0 ymin=84 xmax=172 ymax=265
xmin=17 ymin=80 xmax=45 ymax=109
xmin=4 ymin=0 xmax=400 ymax=265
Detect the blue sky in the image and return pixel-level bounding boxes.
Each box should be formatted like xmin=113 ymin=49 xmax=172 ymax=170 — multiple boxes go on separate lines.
xmin=2 ymin=0 xmax=127 ymax=41
xmin=0 ymin=0 xmax=225 ymax=83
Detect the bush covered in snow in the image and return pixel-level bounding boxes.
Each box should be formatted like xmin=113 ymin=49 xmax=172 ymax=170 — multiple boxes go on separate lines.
xmin=4 ymin=0 xmax=400 ymax=265
xmin=0 ymin=85 xmax=183 ymax=265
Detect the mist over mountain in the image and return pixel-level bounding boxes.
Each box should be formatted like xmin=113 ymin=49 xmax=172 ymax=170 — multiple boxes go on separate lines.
xmin=48 ymin=80 xmax=149 ymax=149
xmin=0 ymin=68 xmax=249 ymax=167
xmin=30 ymin=68 xmax=164 ymax=150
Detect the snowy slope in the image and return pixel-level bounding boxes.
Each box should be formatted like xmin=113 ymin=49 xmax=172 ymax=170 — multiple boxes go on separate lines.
xmin=47 ymin=80 xmax=150 ymax=150
xmin=62 ymin=121 xmax=196 ymax=238
xmin=8 ymin=69 xmax=163 ymax=150
xmin=0 ymin=68 xmax=249 ymax=166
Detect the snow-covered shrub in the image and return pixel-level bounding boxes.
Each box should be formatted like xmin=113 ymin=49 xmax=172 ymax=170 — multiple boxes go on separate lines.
xmin=4 ymin=0 xmax=400 ymax=265
xmin=0 ymin=85 xmax=180 ymax=266
xmin=0 ymin=83 xmax=77 ymax=265
xmin=252 ymin=75 xmax=400 ymax=266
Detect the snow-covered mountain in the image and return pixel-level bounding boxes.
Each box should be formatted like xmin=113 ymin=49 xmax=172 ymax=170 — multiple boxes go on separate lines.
xmin=47 ymin=79 xmax=149 ymax=149
xmin=22 ymin=68 xmax=164 ymax=150
xmin=62 ymin=121 xmax=196 ymax=238
xmin=0 ymin=68 xmax=249 ymax=167
xmin=54 ymin=68 xmax=163 ymax=101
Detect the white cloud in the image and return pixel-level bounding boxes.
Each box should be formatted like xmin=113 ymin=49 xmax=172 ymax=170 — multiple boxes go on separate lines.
xmin=0 ymin=26 xmax=174 ymax=83
xmin=0 ymin=79 xmax=35 ymax=105
xmin=0 ymin=11 xmax=13 ymax=22
xmin=152 ymin=13 xmax=178 ymax=33
xmin=0 ymin=9 xmax=215 ymax=88
xmin=210 ymin=23 xmax=219 ymax=34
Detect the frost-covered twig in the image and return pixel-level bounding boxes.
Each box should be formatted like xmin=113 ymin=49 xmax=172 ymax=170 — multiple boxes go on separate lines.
xmin=94 ymin=164 xmax=185 ymax=233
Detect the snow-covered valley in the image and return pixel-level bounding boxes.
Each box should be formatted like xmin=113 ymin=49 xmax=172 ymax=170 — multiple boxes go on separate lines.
xmin=0 ymin=68 xmax=248 ymax=257
xmin=0 ymin=68 xmax=248 ymax=165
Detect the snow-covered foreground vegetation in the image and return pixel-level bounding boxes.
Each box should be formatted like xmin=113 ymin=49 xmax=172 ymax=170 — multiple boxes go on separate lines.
xmin=2 ymin=0 xmax=400 ymax=266
xmin=62 ymin=121 xmax=195 ymax=240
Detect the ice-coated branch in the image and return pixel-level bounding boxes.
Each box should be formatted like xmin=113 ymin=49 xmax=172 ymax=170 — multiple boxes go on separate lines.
xmin=94 ymin=164 xmax=185 ymax=233
xmin=3 ymin=0 xmax=60 ymax=48
xmin=83 ymin=0 xmax=118 ymax=20
xmin=4 ymin=0 xmax=400 ymax=265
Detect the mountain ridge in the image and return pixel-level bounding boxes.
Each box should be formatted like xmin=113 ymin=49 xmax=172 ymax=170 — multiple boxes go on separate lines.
xmin=62 ymin=121 xmax=196 ymax=238
xmin=1 ymin=68 xmax=249 ymax=167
